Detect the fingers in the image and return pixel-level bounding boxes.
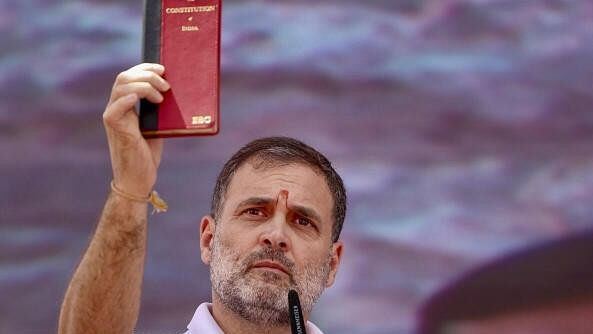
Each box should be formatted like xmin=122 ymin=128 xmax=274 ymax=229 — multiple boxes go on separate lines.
xmin=113 ymin=82 xmax=165 ymax=104
xmin=129 ymin=63 xmax=165 ymax=75
xmin=103 ymin=93 xmax=138 ymax=126
xmin=109 ymin=63 xmax=170 ymax=104
xmin=115 ymin=67 xmax=170 ymax=92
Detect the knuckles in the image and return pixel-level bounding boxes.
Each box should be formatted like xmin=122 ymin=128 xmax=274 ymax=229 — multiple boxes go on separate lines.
xmin=114 ymin=71 xmax=130 ymax=85
xmin=115 ymin=68 xmax=160 ymax=85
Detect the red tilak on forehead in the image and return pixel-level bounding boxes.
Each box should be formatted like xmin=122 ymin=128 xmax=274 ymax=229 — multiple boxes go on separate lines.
xmin=277 ymin=189 xmax=289 ymax=207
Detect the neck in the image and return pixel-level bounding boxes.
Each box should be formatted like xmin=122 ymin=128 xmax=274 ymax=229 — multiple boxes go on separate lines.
xmin=211 ymin=293 xmax=302 ymax=334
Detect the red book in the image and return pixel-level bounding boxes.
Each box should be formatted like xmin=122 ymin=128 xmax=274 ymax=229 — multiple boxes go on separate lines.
xmin=140 ymin=0 xmax=221 ymax=138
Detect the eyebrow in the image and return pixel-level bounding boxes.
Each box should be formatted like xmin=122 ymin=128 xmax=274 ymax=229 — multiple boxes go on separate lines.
xmin=290 ymin=204 xmax=323 ymax=224
xmin=236 ymin=197 xmax=274 ymax=208
xmin=235 ymin=196 xmax=323 ymax=223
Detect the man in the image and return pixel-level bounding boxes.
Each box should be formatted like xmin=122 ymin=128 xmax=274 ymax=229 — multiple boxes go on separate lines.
xmin=416 ymin=229 xmax=593 ymax=334
xmin=58 ymin=63 xmax=346 ymax=334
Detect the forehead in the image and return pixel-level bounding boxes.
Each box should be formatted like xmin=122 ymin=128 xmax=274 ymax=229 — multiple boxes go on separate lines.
xmin=223 ymin=162 xmax=333 ymax=218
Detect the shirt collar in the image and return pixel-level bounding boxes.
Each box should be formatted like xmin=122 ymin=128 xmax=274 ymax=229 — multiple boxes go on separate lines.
xmin=186 ymin=302 xmax=325 ymax=334
xmin=187 ymin=303 xmax=224 ymax=334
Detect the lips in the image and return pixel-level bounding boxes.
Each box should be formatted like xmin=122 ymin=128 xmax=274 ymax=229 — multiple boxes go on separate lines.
xmin=251 ymin=260 xmax=290 ymax=275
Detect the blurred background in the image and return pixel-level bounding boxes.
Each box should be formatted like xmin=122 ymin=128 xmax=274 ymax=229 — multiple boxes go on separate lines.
xmin=1 ymin=0 xmax=593 ymax=333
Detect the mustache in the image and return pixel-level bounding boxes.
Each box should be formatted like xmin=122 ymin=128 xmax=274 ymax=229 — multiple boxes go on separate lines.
xmin=243 ymin=248 xmax=295 ymax=277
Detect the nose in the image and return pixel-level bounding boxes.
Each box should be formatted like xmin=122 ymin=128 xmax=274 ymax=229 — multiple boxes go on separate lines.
xmin=259 ymin=213 xmax=291 ymax=251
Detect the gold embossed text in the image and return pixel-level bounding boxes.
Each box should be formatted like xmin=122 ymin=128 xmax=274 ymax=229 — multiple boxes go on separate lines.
xmin=192 ymin=116 xmax=212 ymax=125
xmin=166 ymin=6 xmax=216 ymax=14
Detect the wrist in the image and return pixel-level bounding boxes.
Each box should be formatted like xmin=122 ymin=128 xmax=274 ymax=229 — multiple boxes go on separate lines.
xmin=111 ymin=181 xmax=151 ymax=200
xmin=110 ymin=181 xmax=168 ymax=214
xmin=112 ymin=178 xmax=154 ymax=198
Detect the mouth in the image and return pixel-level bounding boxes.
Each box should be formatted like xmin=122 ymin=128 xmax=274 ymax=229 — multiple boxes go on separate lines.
xmin=251 ymin=260 xmax=290 ymax=276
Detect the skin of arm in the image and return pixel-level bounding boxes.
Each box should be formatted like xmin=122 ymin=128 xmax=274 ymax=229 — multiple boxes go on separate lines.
xmin=58 ymin=63 xmax=170 ymax=334
xmin=58 ymin=195 xmax=149 ymax=334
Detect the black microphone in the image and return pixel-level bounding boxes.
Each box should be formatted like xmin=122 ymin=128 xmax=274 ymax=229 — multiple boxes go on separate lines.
xmin=288 ymin=289 xmax=307 ymax=334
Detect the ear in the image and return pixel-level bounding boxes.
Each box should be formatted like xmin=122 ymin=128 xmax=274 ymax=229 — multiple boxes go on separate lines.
xmin=199 ymin=215 xmax=215 ymax=265
xmin=325 ymin=241 xmax=344 ymax=288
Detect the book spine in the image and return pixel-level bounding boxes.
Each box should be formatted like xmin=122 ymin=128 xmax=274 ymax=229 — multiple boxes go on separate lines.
xmin=139 ymin=0 xmax=161 ymax=131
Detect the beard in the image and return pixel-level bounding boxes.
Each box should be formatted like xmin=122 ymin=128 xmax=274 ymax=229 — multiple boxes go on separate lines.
xmin=209 ymin=234 xmax=332 ymax=326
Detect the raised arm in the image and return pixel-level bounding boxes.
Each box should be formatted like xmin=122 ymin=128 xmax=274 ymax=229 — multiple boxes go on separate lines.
xmin=58 ymin=63 xmax=170 ymax=334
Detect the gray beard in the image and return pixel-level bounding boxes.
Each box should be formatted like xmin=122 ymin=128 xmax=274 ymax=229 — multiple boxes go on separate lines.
xmin=210 ymin=236 xmax=331 ymax=326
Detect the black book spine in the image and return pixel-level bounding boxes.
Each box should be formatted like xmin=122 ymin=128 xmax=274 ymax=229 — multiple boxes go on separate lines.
xmin=139 ymin=0 xmax=160 ymax=132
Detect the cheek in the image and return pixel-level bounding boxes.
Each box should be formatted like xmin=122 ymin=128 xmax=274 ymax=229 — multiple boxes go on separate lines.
xmin=219 ymin=218 xmax=255 ymax=242
xmin=214 ymin=229 xmax=250 ymax=262
xmin=295 ymin=245 xmax=332 ymax=271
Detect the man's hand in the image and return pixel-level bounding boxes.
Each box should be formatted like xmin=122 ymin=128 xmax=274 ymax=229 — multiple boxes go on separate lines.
xmin=103 ymin=63 xmax=170 ymax=198
xmin=59 ymin=64 xmax=171 ymax=334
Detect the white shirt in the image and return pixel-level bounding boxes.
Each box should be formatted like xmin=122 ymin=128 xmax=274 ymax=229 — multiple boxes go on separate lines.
xmin=183 ymin=303 xmax=324 ymax=334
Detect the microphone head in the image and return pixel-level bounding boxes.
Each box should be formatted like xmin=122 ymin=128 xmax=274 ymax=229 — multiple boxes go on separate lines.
xmin=288 ymin=289 xmax=300 ymax=305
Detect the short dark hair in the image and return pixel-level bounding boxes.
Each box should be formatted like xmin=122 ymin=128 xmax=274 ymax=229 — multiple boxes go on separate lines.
xmin=211 ymin=136 xmax=346 ymax=243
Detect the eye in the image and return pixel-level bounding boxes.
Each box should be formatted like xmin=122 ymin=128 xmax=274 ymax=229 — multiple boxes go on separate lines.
xmin=242 ymin=207 xmax=265 ymax=216
xmin=295 ymin=216 xmax=313 ymax=227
